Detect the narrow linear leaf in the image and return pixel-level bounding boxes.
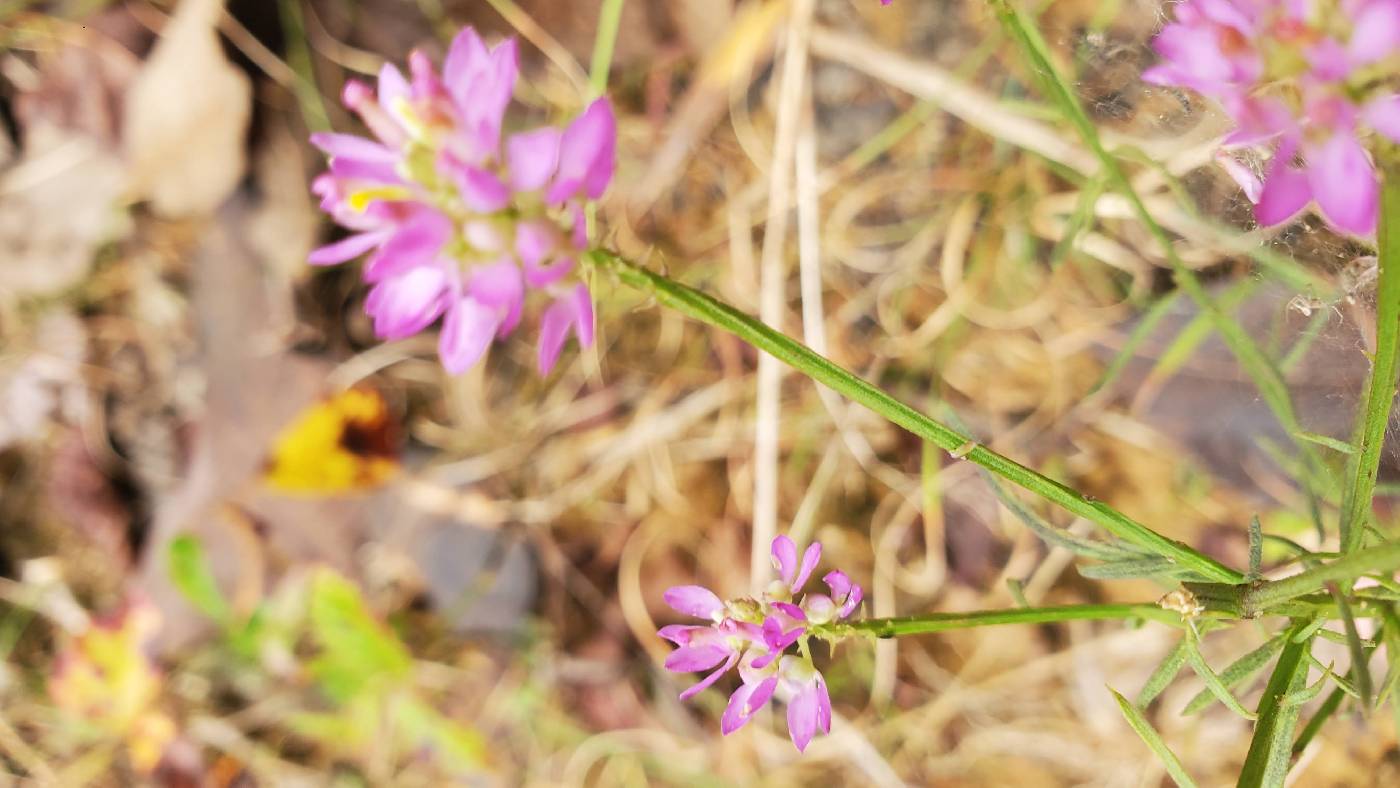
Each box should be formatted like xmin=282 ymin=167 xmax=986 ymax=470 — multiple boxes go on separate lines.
xmin=1326 ymin=583 xmax=1373 ymax=705
xmin=1238 ymin=622 xmax=1315 ymax=788
xmin=1078 ymin=557 xmax=1178 ymax=580
xmin=1291 ymin=431 xmax=1356 ymax=455
xmin=1109 ymin=687 xmax=1200 ymax=788
xmin=167 ymin=535 xmax=230 ymax=623
xmin=1339 ymin=176 xmax=1400 ymax=552
xmin=1248 ymin=516 xmax=1263 ymax=580
xmin=980 ymin=469 xmax=1147 ymax=562
xmin=1092 ymin=289 xmax=1182 ymax=395
xmin=1184 ymin=632 xmax=1257 ymax=720
xmin=1138 ymin=637 xmax=1190 ymax=708
xmin=1183 ymin=636 xmax=1285 ymax=715
xmin=1291 ymin=688 xmax=1345 ymax=759
xmin=1282 ymin=666 xmax=1335 ymax=708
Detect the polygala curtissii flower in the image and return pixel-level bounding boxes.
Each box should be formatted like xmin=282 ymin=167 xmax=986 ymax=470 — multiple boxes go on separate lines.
xmin=1145 ymin=0 xmax=1400 ymax=236
xmin=309 ymin=27 xmax=616 ymax=374
xmin=658 ymin=535 xmax=863 ymax=752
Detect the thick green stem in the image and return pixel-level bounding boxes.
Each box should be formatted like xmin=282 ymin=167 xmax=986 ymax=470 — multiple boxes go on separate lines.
xmin=844 ymin=604 xmax=1182 ymax=638
xmin=1340 ymin=172 xmax=1400 ymax=552
xmin=588 ymin=250 xmax=1244 ymax=584
xmin=1244 ymin=541 xmax=1400 ymax=614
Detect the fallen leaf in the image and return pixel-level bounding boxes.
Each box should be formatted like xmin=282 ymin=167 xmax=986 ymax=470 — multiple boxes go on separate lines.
xmin=122 ymin=0 xmax=251 ymax=217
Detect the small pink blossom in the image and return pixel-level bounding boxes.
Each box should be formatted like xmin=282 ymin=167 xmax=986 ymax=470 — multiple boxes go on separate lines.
xmin=1147 ymin=0 xmax=1400 ymax=237
xmin=309 ymin=27 xmax=616 ymax=374
xmin=658 ymin=535 xmax=862 ymax=752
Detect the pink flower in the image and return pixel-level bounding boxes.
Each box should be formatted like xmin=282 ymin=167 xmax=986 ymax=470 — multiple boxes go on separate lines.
xmin=309 ymin=27 xmax=617 ymax=374
xmin=658 ymin=535 xmax=862 ymax=752
xmin=1146 ymin=0 xmax=1400 ymax=237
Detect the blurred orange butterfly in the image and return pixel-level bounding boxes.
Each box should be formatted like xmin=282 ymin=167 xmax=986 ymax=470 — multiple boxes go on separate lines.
xmin=262 ymin=387 xmax=399 ymax=494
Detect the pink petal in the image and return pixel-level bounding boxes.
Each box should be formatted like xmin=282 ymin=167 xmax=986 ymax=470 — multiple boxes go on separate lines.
xmin=546 ymin=98 xmax=617 ymax=205
xmin=771 ymin=535 xmax=798 ymax=586
xmin=438 ymin=297 xmax=501 ymax=374
xmin=664 ymin=644 xmax=730 ymax=673
xmin=308 ymin=229 xmax=391 ymax=265
xmin=364 ymin=210 xmax=453 ymax=281
xmin=310 ymin=133 xmax=397 ymax=163
xmin=657 ymin=624 xmax=704 ymax=646
xmin=536 ymin=284 xmax=594 ymax=374
xmin=663 ymin=585 xmax=724 ymax=619
xmin=364 ymin=265 xmax=449 ymax=339
xmin=1254 ymin=142 xmax=1311 ymax=228
xmin=1307 ymin=134 xmax=1378 ymax=236
xmin=377 ymin=63 xmax=410 ymax=111
xmin=786 ymin=680 xmax=821 ymax=752
xmin=679 ymin=652 xmax=738 ymax=701
xmin=815 ymin=674 xmax=832 ymax=734
xmin=507 ymin=127 xmax=562 ymax=191
xmin=1364 ymin=94 xmax=1400 ymax=144
xmin=445 ymin=160 xmax=511 ymax=213
xmin=721 ymin=677 xmax=778 ymax=735
xmin=468 ymin=259 xmax=525 ymax=336
xmin=793 ymin=542 xmax=821 ymax=592
xmin=1350 ymin=2 xmax=1400 ymax=66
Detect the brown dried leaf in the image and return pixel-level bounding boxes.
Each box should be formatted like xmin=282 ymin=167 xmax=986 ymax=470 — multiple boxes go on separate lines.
xmin=122 ymin=0 xmax=251 ymax=217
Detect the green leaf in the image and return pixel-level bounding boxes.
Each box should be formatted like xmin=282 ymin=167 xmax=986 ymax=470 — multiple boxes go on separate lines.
xmin=1238 ymin=622 xmax=1315 ymax=788
xmin=979 ymin=465 xmax=1147 ymax=562
xmin=1091 ymin=290 xmax=1182 ymax=396
xmin=1078 ymin=557 xmax=1178 ymax=580
xmin=1248 ymin=516 xmax=1263 ymax=580
xmin=1339 ymin=178 xmax=1400 ymax=552
xmin=1291 ymin=431 xmax=1355 ymax=455
xmin=1137 ymin=637 xmax=1189 ymax=708
xmin=167 ymin=535 xmax=230 ymax=624
xmin=1109 ymin=687 xmax=1199 ymax=788
xmin=588 ymin=249 xmax=1247 ymax=585
xmin=1182 ymin=636 xmax=1285 ymax=715
xmin=1183 ymin=630 xmax=1256 ymax=720
xmin=308 ymin=570 xmax=412 ymax=702
xmin=395 ymin=698 xmax=487 ymax=773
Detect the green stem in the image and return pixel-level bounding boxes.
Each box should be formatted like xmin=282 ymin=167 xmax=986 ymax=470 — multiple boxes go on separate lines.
xmin=588 ymin=250 xmax=1244 ymax=584
xmin=1244 ymin=541 xmax=1400 ymax=614
xmin=588 ymin=0 xmax=626 ymax=97
xmin=844 ymin=604 xmax=1182 ymax=638
xmin=1340 ymin=171 xmax=1400 ymax=552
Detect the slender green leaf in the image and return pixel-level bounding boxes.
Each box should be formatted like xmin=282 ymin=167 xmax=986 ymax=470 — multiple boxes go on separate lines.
xmin=1292 ymin=431 xmax=1356 ymax=455
xmin=308 ymin=570 xmax=412 ymax=702
xmin=1092 ymin=290 xmax=1183 ymax=396
xmin=1183 ymin=636 xmax=1285 ymax=715
xmin=589 ymin=249 xmax=1246 ymax=584
xmin=167 ymin=535 xmax=230 ymax=624
xmin=1109 ymin=687 xmax=1200 ymax=788
xmin=848 ymin=604 xmax=1182 ymax=638
xmin=1138 ymin=637 xmax=1190 ymax=707
xmin=1339 ymin=175 xmax=1400 ymax=552
xmin=1248 ymin=516 xmax=1263 ymax=580
xmin=1184 ymin=630 xmax=1257 ymax=720
xmin=1326 ymin=583 xmax=1373 ymax=705
xmin=1078 ymin=557 xmax=1178 ymax=580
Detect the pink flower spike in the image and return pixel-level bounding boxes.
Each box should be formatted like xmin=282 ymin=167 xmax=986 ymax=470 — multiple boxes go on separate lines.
xmin=721 ymin=677 xmax=778 ymax=735
xmin=663 ymin=585 xmax=725 ymax=620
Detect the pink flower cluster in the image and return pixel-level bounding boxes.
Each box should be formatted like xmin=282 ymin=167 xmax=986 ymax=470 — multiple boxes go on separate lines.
xmin=1145 ymin=0 xmax=1400 ymax=236
xmin=309 ymin=28 xmax=615 ymax=374
xmin=659 ymin=536 xmax=863 ymax=752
